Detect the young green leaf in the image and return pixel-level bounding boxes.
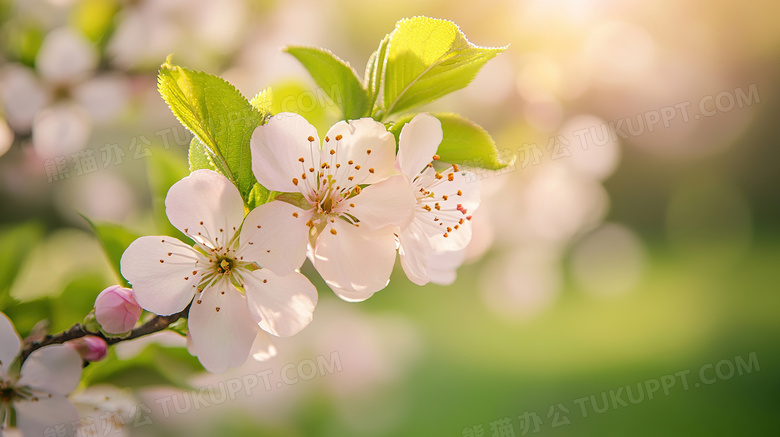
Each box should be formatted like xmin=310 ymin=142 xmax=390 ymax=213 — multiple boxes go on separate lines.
xmin=82 ymin=216 xmax=141 ymax=286
xmin=269 ymin=79 xmax=335 ymax=138
xmin=382 ymin=17 xmax=505 ymax=117
xmin=157 ymin=58 xmax=262 ymax=201
xmin=246 ymin=183 xmax=277 ymax=209
xmin=250 ymin=87 xmax=273 ymax=117
xmin=390 ymin=113 xmax=513 ymax=170
xmin=283 ymin=46 xmax=370 ymax=120
xmin=188 ymin=136 xmax=223 ymax=174
xmin=364 ymin=34 xmax=389 ymax=116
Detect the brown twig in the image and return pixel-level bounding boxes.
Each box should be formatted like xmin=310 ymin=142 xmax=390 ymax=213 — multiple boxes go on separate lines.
xmin=19 ymin=307 xmax=189 ymax=364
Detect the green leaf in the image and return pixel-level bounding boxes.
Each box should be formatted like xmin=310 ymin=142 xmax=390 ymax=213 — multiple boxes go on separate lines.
xmin=382 ymin=17 xmax=505 ymax=117
xmin=81 ymin=344 xmax=199 ymax=389
xmin=158 ymin=58 xmax=263 ymax=202
xmin=147 ymin=150 xmax=190 ymax=241
xmin=50 ymin=273 xmax=108 ymax=333
xmin=189 ymin=137 xmax=276 ymax=211
xmin=284 ymin=46 xmax=370 ymax=120
xmin=71 ymin=0 xmax=119 ymax=42
xmin=9 ymin=230 xmax=114 ymax=303
xmin=272 ymin=192 xmax=310 ymax=211
xmin=0 ymin=222 xmax=44 ymax=309
xmin=82 ymin=216 xmax=141 ymax=286
xmin=188 ymin=136 xmax=223 ymax=174
xmin=246 ymin=183 xmax=278 ymax=209
xmin=364 ymin=34 xmax=389 ymax=116
xmin=250 ymin=87 xmax=273 ymax=117
xmin=390 ymin=113 xmax=512 ymax=170
xmin=269 ymin=79 xmax=335 ymax=138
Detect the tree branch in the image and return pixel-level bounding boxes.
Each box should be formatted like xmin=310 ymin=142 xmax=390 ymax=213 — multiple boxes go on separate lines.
xmin=19 ymin=307 xmax=189 ymax=364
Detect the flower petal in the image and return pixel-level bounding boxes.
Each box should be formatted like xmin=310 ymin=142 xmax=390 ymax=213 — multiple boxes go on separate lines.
xmin=165 ymin=169 xmax=246 ymax=249
xmin=251 ymin=112 xmax=320 ymax=193
xmin=14 ymin=395 xmax=79 ymax=437
xmin=188 ymin=282 xmax=257 ymax=373
xmin=312 ymin=220 xmax=397 ymax=301
xmin=239 ymin=200 xmax=311 ymax=275
xmin=0 ymin=311 xmax=21 ymax=378
xmin=251 ymin=329 xmax=277 ymax=362
xmin=244 ymin=269 xmax=318 ymax=337
xmin=345 ymin=175 xmax=415 ymax=229
xmin=399 ymin=221 xmax=465 ymax=286
xmin=398 ymin=221 xmax=432 ymax=286
xmin=18 ymin=344 xmax=82 ymax=396
xmin=323 ymin=118 xmax=396 ymax=185
xmin=396 ymin=113 xmax=443 ymax=178
xmin=120 ymin=236 xmax=202 ymax=316
xmin=413 ymin=167 xmax=481 ymax=251
xmin=186 ymin=331 xmax=197 ymax=357
xmin=425 ymin=249 xmax=466 ymax=285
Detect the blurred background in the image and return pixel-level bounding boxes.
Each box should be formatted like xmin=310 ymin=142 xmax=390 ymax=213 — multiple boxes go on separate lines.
xmin=1 ymin=0 xmax=779 ymax=435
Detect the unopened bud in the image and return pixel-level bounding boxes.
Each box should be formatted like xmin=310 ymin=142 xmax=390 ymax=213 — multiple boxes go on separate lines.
xmin=69 ymin=335 xmax=107 ymax=362
xmin=94 ymin=285 xmax=142 ymax=334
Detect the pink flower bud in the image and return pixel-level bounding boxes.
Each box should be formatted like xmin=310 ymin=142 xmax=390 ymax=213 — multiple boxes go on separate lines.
xmin=95 ymin=285 xmax=143 ymax=334
xmin=69 ymin=335 xmax=108 ymax=362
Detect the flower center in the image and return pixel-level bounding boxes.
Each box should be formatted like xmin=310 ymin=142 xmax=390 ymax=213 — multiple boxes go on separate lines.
xmin=319 ymin=196 xmax=335 ymax=214
xmin=215 ymin=257 xmax=234 ymax=275
xmin=1 ymin=383 xmax=17 ymax=403
xmin=0 ymin=387 xmax=16 ymax=404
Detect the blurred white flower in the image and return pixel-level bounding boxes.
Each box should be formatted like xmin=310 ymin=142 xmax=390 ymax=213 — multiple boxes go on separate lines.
xmin=108 ymin=0 xmax=249 ymax=70
xmin=556 ymin=115 xmax=620 ymax=181
xmin=0 ymin=312 xmax=83 ymax=436
xmin=480 ymin=245 xmax=562 ymax=320
xmin=0 ymin=117 xmax=13 ymax=158
xmin=570 ymin=223 xmax=645 ymax=297
xmin=71 ymin=385 xmax=138 ymax=437
xmin=161 ymin=302 xmax=422 ymax=433
xmin=0 ymin=28 xmax=129 ymax=158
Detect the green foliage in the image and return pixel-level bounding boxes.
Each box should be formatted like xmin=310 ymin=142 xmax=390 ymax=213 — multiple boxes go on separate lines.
xmin=188 ymin=136 xmax=223 ymax=174
xmin=0 ymin=223 xmax=44 ymax=309
xmin=381 ymin=17 xmax=505 ymax=117
xmin=158 ymin=58 xmax=264 ymax=205
xmin=70 ymin=0 xmax=119 ymax=42
xmin=188 ymin=136 xmax=278 ymax=211
xmin=284 ymin=47 xmax=370 ymax=120
xmin=82 ymin=216 xmax=141 ymax=286
xmin=250 ymin=87 xmax=273 ymax=116
xmin=268 ymin=79 xmax=336 ymax=137
xmin=50 ymin=273 xmax=108 ymax=333
xmin=390 ymin=113 xmax=512 ymax=169
xmin=247 ymin=183 xmax=277 ymax=210
xmin=147 ymin=150 xmax=190 ymax=241
xmin=286 ymin=17 xmax=504 ymax=122
xmin=364 ymin=34 xmax=389 ymax=116
xmin=82 ymin=343 xmax=201 ymax=389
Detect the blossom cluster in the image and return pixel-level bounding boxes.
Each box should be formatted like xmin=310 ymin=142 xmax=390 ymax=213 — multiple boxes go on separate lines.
xmin=119 ymin=113 xmax=479 ymax=373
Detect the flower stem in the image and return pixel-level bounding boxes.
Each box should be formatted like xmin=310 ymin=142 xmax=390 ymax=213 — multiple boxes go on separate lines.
xmin=18 ymin=307 xmax=189 ymax=365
